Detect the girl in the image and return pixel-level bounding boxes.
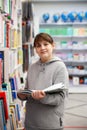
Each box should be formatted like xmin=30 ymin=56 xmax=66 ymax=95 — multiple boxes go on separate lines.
xmin=17 ymin=33 xmax=69 ymax=130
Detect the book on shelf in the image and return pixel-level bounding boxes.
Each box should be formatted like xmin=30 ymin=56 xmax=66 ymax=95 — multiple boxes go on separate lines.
xmin=0 ymin=0 xmax=4 ymax=10
xmin=0 ymin=58 xmax=3 ymax=86
xmin=0 ymin=48 xmax=10 ymax=83
xmin=9 ymin=105 xmax=17 ymax=130
xmin=0 ymin=51 xmax=4 ymax=83
xmin=0 ymin=91 xmax=9 ymax=121
xmin=0 ymin=99 xmax=7 ymax=130
xmin=17 ymin=82 xmax=67 ymax=96
xmin=9 ymin=76 xmax=18 ymax=100
xmin=2 ymin=83 xmax=13 ymax=105
xmin=9 ymin=114 xmax=14 ymax=130
xmin=9 ymin=103 xmax=21 ymax=128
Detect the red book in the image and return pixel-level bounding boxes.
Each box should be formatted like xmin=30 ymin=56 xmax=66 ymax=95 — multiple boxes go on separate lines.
xmin=0 ymin=91 xmax=9 ymax=120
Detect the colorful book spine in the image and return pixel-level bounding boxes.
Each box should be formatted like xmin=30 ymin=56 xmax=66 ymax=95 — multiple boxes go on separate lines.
xmin=0 ymin=99 xmax=5 ymax=130
xmin=6 ymin=22 xmax=10 ymax=48
xmin=0 ymin=51 xmax=4 ymax=83
xmin=10 ymin=105 xmax=17 ymax=130
xmin=16 ymin=104 xmax=20 ymax=121
xmin=0 ymin=49 xmax=10 ymax=83
xmin=0 ymin=91 xmax=9 ymax=121
xmin=0 ymin=59 xmax=3 ymax=86
xmin=9 ymin=77 xmax=17 ymax=100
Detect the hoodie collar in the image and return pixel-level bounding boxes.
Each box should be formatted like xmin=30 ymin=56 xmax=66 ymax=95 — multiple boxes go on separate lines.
xmin=37 ymin=56 xmax=62 ymax=65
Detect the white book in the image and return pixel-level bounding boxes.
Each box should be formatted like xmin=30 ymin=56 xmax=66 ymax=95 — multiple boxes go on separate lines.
xmin=17 ymin=82 xmax=67 ymax=96
xmin=43 ymin=82 xmax=65 ymax=94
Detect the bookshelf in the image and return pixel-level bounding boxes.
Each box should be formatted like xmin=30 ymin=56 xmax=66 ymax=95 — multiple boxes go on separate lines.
xmin=21 ymin=1 xmax=34 ymax=72
xmin=0 ymin=0 xmax=24 ymax=129
xmin=31 ymin=0 xmax=87 ymax=93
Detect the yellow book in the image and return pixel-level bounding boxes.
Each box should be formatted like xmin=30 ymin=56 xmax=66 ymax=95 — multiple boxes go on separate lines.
xmin=18 ymin=49 xmax=23 ymax=65
xmin=13 ymin=30 xmax=18 ymax=48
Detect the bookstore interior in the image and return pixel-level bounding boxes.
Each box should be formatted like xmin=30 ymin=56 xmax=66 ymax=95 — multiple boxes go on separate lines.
xmin=0 ymin=0 xmax=87 ymax=129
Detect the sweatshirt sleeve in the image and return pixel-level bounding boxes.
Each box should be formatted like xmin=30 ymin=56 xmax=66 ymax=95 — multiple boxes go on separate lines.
xmin=39 ymin=91 xmax=65 ymax=106
xmin=40 ymin=62 xmax=69 ymax=106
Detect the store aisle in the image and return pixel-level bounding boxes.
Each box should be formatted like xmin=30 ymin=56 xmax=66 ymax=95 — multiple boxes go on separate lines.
xmin=64 ymin=93 xmax=87 ymax=130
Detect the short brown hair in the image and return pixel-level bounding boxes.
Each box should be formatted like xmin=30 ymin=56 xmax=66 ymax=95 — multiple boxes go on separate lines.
xmin=34 ymin=33 xmax=53 ymax=47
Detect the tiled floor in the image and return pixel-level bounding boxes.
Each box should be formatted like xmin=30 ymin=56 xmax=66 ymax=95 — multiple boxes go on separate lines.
xmin=64 ymin=93 xmax=87 ymax=130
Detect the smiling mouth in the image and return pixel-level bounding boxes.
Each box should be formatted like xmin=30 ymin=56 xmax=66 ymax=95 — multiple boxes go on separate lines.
xmin=41 ymin=50 xmax=47 ymax=53
xmin=41 ymin=52 xmax=47 ymax=55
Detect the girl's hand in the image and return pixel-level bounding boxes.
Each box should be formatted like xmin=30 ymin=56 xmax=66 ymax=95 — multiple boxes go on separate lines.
xmin=31 ymin=90 xmax=46 ymax=100
xmin=17 ymin=92 xmax=28 ymax=100
xmin=17 ymin=88 xmax=28 ymax=100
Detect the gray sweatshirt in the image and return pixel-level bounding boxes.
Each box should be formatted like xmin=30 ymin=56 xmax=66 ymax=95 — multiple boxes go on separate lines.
xmin=24 ymin=57 xmax=69 ymax=130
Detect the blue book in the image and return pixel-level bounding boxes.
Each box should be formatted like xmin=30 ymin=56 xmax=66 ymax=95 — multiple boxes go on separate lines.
xmin=0 ymin=51 xmax=4 ymax=83
xmin=16 ymin=104 xmax=20 ymax=121
xmin=9 ymin=77 xmax=17 ymax=99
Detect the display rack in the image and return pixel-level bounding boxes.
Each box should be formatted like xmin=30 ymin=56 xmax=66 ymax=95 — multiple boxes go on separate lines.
xmin=32 ymin=0 xmax=87 ymax=93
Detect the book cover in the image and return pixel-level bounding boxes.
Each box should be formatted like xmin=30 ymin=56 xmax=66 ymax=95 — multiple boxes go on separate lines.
xmin=43 ymin=82 xmax=66 ymax=94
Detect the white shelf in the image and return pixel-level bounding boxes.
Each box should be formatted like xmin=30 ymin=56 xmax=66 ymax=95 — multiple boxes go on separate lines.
xmin=69 ymin=86 xmax=87 ymax=93
xmin=51 ymin=36 xmax=87 ymax=38
xmin=64 ymin=60 xmax=87 ymax=63
xmin=39 ymin=22 xmax=87 ymax=26
xmin=32 ymin=0 xmax=87 ymax=93
xmin=32 ymin=0 xmax=87 ymax=2
xmin=54 ymin=48 xmax=87 ymax=51
xmin=69 ymin=73 xmax=87 ymax=76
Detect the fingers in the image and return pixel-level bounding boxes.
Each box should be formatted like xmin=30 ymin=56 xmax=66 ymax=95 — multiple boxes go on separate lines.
xmin=31 ymin=90 xmax=46 ymax=100
xmin=17 ymin=92 xmax=28 ymax=100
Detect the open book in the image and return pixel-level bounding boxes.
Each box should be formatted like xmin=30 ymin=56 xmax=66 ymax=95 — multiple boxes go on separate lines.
xmin=17 ymin=82 xmax=67 ymax=96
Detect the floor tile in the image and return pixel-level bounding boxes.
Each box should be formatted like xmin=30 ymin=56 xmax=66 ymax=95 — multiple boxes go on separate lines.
xmin=64 ymin=94 xmax=87 ymax=129
xmin=66 ymin=105 xmax=87 ymax=118
xmin=64 ymin=112 xmax=87 ymax=126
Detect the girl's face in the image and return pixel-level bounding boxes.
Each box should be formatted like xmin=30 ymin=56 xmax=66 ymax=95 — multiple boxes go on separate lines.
xmin=35 ymin=40 xmax=55 ymax=63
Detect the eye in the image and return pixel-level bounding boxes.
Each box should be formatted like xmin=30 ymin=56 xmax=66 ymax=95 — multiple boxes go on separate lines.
xmin=44 ymin=43 xmax=49 ymax=46
xmin=36 ymin=44 xmax=41 ymax=48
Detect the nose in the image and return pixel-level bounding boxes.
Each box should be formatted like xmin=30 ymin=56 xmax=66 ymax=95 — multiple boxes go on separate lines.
xmin=40 ymin=44 xmax=45 ymax=49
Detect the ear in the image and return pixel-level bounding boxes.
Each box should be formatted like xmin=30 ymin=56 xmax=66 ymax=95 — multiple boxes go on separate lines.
xmin=52 ymin=42 xmax=55 ymax=49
